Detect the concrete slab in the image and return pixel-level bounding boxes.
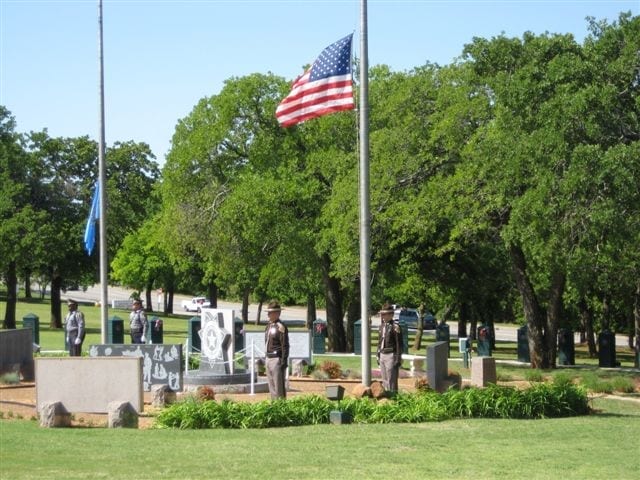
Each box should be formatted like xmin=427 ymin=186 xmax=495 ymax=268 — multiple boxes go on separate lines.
xmin=36 ymin=357 xmax=143 ymax=413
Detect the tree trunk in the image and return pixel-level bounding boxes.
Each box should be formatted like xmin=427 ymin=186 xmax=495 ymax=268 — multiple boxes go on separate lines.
xmin=634 ymin=279 xmax=640 ymax=368
xmin=509 ymin=244 xmax=547 ymax=368
xmin=602 ymin=294 xmax=611 ymax=331
xmin=2 ymin=261 xmax=18 ymax=329
xmin=50 ymin=272 xmax=63 ymax=329
xmin=208 ymin=282 xmax=218 ymax=309
xmin=145 ymin=283 xmax=153 ymax=312
xmin=306 ymin=293 xmax=317 ymax=330
xmin=545 ymin=270 xmax=565 ymax=368
xmin=167 ymin=285 xmax=175 ymax=315
xmin=322 ymin=254 xmax=346 ymax=352
xmin=460 ymin=302 xmax=473 ymax=340
xmin=241 ymin=287 xmax=250 ymax=324
xmin=579 ymin=298 xmax=597 ymax=357
xmin=24 ymin=271 xmax=32 ymax=298
xmin=254 ymin=300 xmax=264 ymax=325
xmin=344 ymin=278 xmax=360 ymax=352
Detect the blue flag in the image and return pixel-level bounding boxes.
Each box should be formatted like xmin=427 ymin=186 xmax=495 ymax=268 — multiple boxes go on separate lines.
xmin=84 ymin=182 xmax=100 ymax=255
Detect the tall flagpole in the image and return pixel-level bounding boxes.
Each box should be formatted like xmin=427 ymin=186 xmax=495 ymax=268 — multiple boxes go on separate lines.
xmin=98 ymin=0 xmax=109 ymax=342
xmin=359 ymin=0 xmax=371 ymax=386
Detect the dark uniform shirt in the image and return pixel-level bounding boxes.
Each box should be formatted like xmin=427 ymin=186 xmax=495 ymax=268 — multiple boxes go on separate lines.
xmin=377 ymin=320 xmax=403 ymax=356
xmin=265 ymin=321 xmax=290 ymax=362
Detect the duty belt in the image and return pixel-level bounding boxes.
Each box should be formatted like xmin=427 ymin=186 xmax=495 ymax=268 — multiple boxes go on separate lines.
xmin=381 ymin=348 xmax=395 ymax=353
xmin=266 ymin=352 xmax=281 ymax=358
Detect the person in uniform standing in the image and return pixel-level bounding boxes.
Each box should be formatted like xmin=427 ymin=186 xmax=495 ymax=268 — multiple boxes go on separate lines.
xmin=129 ymin=299 xmax=148 ymax=344
xmin=376 ymin=302 xmax=403 ymax=393
xmin=264 ymin=301 xmax=290 ymax=399
xmin=64 ymin=299 xmax=85 ymax=356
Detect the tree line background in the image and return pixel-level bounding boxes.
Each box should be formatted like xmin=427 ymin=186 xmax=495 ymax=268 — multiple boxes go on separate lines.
xmin=2 ymin=13 xmax=638 ymax=368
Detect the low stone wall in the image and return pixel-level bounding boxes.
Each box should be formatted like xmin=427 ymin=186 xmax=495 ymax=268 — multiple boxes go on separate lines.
xmin=36 ymin=357 xmax=143 ymax=413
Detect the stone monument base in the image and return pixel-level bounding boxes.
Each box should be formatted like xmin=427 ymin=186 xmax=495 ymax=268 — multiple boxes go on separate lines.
xmin=183 ymin=370 xmax=269 ymax=394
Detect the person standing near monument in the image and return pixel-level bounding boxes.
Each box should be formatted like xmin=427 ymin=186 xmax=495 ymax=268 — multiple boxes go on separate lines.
xmin=376 ymin=302 xmax=403 ymax=393
xmin=264 ymin=301 xmax=290 ymax=399
xmin=64 ymin=299 xmax=85 ymax=356
xmin=129 ymin=299 xmax=148 ymax=344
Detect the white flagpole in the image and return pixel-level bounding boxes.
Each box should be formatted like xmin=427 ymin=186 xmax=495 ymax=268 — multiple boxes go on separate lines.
xmin=98 ymin=0 xmax=109 ymax=342
xmin=359 ymin=0 xmax=371 ymax=386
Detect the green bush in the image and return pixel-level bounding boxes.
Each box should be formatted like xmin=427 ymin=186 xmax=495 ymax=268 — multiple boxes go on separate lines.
xmin=156 ymin=395 xmax=335 ymax=429
xmin=0 ymin=372 xmax=20 ymax=385
xmin=155 ymin=382 xmax=590 ymax=429
xmin=187 ymin=354 xmax=200 ymax=370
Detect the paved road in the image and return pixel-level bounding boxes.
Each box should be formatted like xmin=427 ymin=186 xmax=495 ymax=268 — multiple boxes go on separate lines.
xmin=61 ymin=284 xmax=317 ymax=324
xmin=63 ymin=284 xmax=631 ymax=345
xmin=64 ymin=284 xmax=523 ymax=339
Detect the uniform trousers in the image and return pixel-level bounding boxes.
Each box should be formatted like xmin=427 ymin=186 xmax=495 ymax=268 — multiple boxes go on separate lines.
xmin=68 ymin=331 xmax=82 ymax=357
xmin=379 ymin=352 xmax=399 ymax=392
xmin=131 ymin=330 xmax=144 ymax=344
xmin=266 ymin=356 xmax=287 ymax=399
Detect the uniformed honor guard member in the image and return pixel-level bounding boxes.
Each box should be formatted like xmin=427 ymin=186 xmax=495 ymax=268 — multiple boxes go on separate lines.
xmin=264 ymin=301 xmax=290 ymax=399
xmin=376 ymin=302 xmax=403 ymax=392
xmin=129 ymin=299 xmax=148 ymax=344
xmin=64 ymin=299 xmax=85 ymax=356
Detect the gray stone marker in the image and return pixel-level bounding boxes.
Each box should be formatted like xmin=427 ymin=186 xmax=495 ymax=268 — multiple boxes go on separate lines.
xmin=108 ymin=401 xmax=138 ymax=429
xmin=0 ymin=329 xmax=34 ymax=381
xmin=426 ymin=341 xmax=449 ymax=392
xmin=152 ymin=384 xmax=177 ymax=407
xmin=39 ymin=401 xmax=71 ymax=428
xmin=89 ymin=343 xmax=182 ymax=391
xmin=471 ymin=356 xmax=497 ymax=387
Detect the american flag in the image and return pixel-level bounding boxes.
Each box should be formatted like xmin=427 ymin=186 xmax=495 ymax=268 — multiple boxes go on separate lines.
xmin=276 ymin=34 xmax=355 ymax=127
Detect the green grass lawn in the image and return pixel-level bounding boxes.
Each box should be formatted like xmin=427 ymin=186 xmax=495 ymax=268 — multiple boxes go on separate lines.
xmin=0 ymin=397 xmax=638 ymax=479
xmin=2 ymin=296 xmax=639 ymax=377
xmin=2 ymin=297 xmax=640 ymax=479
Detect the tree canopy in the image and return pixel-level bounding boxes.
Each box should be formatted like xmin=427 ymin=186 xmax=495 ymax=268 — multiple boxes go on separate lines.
xmin=3 ymin=13 xmax=638 ymax=365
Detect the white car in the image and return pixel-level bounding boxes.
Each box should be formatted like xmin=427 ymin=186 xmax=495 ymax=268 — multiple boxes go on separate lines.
xmin=181 ymin=297 xmax=211 ymax=312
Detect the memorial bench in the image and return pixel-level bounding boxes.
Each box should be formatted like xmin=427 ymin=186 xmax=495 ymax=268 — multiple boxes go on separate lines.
xmin=401 ymin=354 xmax=425 ymax=377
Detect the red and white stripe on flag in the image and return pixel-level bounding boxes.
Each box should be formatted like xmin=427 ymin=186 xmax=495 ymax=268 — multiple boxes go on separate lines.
xmin=276 ymin=35 xmax=355 ymax=127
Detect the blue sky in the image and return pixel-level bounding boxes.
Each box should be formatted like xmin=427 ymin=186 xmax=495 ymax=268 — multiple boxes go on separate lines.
xmin=1 ymin=0 xmax=637 ymax=165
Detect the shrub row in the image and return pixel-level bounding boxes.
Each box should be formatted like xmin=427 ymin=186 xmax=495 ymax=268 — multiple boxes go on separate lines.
xmin=155 ymin=382 xmax=590 ymax=429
